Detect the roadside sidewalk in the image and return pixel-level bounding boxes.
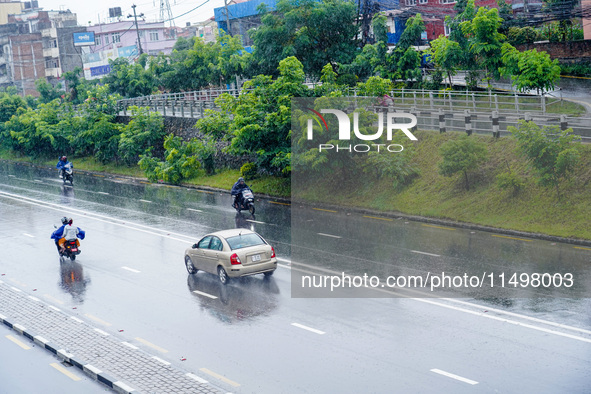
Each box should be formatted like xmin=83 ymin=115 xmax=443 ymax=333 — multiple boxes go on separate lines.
xmin=0 ymin=279 xmax=222 ymax=394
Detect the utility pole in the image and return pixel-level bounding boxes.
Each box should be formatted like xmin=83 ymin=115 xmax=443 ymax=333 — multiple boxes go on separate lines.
xmin=224 ymin=0 xmax=232 ymax=36
xmin=128 ymin=4 xmax=144 ymax=55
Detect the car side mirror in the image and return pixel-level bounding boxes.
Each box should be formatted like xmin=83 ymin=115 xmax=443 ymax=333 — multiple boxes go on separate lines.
xmin=192 ymin=243 xmax=198 ymax=249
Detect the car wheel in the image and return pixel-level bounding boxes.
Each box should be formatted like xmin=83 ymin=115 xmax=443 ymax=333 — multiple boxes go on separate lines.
xmin=185 ymin=256 xmax=197 ymax=274
xmin=217 ymin=266 xmax=230 ymax=285
xmin=264 ymin=270 xmax=274 ymax=277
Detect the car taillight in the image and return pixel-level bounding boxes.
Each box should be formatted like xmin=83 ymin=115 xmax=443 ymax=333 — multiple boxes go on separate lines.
xmin=271 ymin=247 xmax=276 ymax=258
xmin=230 ymin=253 xmax=241 ymax=265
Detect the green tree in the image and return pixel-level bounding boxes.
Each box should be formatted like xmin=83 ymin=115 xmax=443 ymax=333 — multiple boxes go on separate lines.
xmin=250 ymin=0 xmax=359 ymax=77
xmin=501 ymin=44 xmax=561 ymax=94
xmin=139 ymin=134 xmax=201 ymax=184
xmin=509 ymin=120 xmax=580 ymax=197
xmin=0 ymin=93 xmax=28 ymax=123
xmin=460 ymin=7 xmax=506 ymax=87
xmin=35 ymin=79 xmax=63 ymax=104
xmin=387 ymin=14 xmax=425 ymax=84
xmin=426 ymin=36 xmax=463 ymax=87
xmin=118 ymin=106 xmax=166 ymax=166
xmin=103 ymin=58 xmax=157 ymax=97
xmin=438 ymin=135 xmax=488 ymax=190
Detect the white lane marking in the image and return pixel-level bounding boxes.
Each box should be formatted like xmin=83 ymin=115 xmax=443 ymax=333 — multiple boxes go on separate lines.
xmin=291 ymin=323 xmax=325 ymax=335
xmin=411 ymin=250 xmax=440 ymax=257
xmin=152 ymin=356 xmax=171 ymax=366
xmin=276 ymin=257 xmax=291 ymax=263
xmin=187 ymin=208 xmax=203 ymax=213
xmin=0 ymin=191 xmax=195 ymax=244
xmin=246 ymin=219 xmax=266 ymax=224
xmin=121 ymin=266 xmax=141 ymax=273
xmin=3 ymin=190 xmax=588 ymax=341
xmin=28 ymin=296 xmax=40 ymax=302
xmin=416 ymin=298 xmax=591 ymax=344
xmin=193 ymin=290 xmax=217 ymax=299
xmin=94 ymin=329 xmax=109 ymax=336
xmin=23 ymin=233 xmax=35 ymax=238
xmin=431 ymin=369 xmax=478 ymax=385
xmin=122 ymin=342 xmax=139 ymax=350
xmin=139 ymin=199 xmax=152 ymax=203
xmin=186 ymin=373 xmax=208 ymax=384
xmin=34 ymin=180 xmax=43 ymax=183
xmin=446 ymin=298 xmax=591 ymax=336
xmin=10 ymin=287 xmax=21 ymax=292
xmin=8 ymin=175 xmax=15 ymax=177
xmin=48 ymin=305 xmax=61 ymax=312
xmin=70 ymin=316 xmax=84 ymax=323
xmin=97 ymin=192 xmax=110 ymax=195
xmin=317 ymin=233 xmax=341 ymax=239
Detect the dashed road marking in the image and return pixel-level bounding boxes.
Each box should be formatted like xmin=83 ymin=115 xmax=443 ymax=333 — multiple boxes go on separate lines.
xmin=121 ymin=266 xmax=141 ymax=273
xmin=318 ymin=233 xmax=341 ymax=239
xmin=193 ymin=290 xmax=218 ymax=299
xmin=573 ymin=246 xmax=591 ymax=251
xmin=97 ymin=192 xmax=110 ymax=195
xmin=200 ymin=368 xmax=240 ymax=387
xmin=270 ymin=201 xmax=290 ymax=206
xmin=139 ymin=199 xmax=152 ymax=203
xmin=313 ymin=208 xmax=337 ymax=213
xmin=135 ymin=337 xmax=169 ymax=353
xmin=187 ymin=208 xmax=203 ymax=213
xmin=363 ymin=215 xmax=393 ymax=221
xmin=23 ymin=233 xmax=35 ymax=238
xmin=291 ymin=323 xmax=325 ymax=335
xmin=430 ymin=369 xmax=478 ymax=385
xmin=411 ymin=250 xmax=441 ymax=257
xmin=492 ymin=234 xmax=532 ymax=242
xmin=197 ymin=190 xmax=214 ymax=194
xmin=85 ymin=314 xmax=112 ymax=327
xmin=422 ymin=224 xmax=456 ymax=231
xmin=246 ymin=219 xmax=266 ymax=224
xmin=50 ymin=362 xmax=81 ymax=381
xmin=6 ymin=335 xmax=30 ymax=350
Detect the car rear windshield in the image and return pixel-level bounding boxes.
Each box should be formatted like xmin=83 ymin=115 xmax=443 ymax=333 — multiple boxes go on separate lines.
xmin=226 ymin=233 xmax=266 ymax=250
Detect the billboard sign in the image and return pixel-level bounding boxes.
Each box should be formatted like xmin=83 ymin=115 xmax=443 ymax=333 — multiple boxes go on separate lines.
xmin=73 ymin=32 xmax=95 ymax=46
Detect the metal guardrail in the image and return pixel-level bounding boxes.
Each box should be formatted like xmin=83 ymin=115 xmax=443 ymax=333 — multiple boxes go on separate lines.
xmin=116 ymin=88 xmax=590 ymax=140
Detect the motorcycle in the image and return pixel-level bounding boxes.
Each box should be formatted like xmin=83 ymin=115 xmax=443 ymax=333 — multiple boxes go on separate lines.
xmin=60 ymin=239 xmax=81 ymax=261
xmin=61 ymin=162 xmax=74 ymax=186
xmin=233 ymin=188 xmax=255 ymax=214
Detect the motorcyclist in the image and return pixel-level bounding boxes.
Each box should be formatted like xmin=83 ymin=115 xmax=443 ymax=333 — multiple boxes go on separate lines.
xmin=56 ymin=156 xmax=70 ymax=178
xmin=50 ymin=216 xmax=69 ymax=252
xmin=231 ymin=177 xmax=249 ymax=208
xmin=53 ymin=217 xmax=86 ymax=254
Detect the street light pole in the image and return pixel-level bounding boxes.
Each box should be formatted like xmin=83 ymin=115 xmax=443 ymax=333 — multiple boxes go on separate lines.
xmin=128 ymin=4 xmax=144 ymax=55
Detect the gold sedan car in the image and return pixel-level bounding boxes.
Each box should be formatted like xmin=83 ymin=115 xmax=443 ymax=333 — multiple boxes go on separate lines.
xmin=184 ymin=229 xmax=277 ymax=284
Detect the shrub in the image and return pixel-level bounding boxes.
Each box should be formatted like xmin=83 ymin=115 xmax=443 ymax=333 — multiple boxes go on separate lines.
xmin=240 ymin=162 xmax=258 ymax=180
xmin=496 ymin=167 xmax=524 ymax=196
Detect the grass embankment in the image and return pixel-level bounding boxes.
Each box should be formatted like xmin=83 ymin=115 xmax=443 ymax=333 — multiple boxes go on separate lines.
xmin=2 ymin=127 xmax=589 ymax=239
xmin=295 ymin=129 xmax=591 ymax=240
xmin=0 ymin=150 xmax=291 ymax=198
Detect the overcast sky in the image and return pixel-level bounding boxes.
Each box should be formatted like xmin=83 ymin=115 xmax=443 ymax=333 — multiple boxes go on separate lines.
xmin=39 ymin=0 xmax=220 ymax=27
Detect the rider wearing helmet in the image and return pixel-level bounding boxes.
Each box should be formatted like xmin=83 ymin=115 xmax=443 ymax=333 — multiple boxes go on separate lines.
xmin=231 ymin=177 xmax=249 ymax=208
xmin=51 ymin=217 xmax=86 ymax=254
xmin=56 ymin=155 xmax=69 ymax=178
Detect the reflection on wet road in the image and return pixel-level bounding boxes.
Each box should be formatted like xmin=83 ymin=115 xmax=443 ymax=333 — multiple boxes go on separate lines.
xmin=0 ymin=161 xmax=590 ymax=393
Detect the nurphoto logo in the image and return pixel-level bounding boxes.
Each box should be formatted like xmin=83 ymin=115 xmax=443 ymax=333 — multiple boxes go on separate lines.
xmin=306 ymin=108 xmax=418 ymax=153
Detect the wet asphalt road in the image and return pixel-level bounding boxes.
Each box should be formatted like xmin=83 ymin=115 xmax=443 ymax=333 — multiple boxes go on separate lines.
xmin=0 ymin=162 xmax=590 ymax=393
